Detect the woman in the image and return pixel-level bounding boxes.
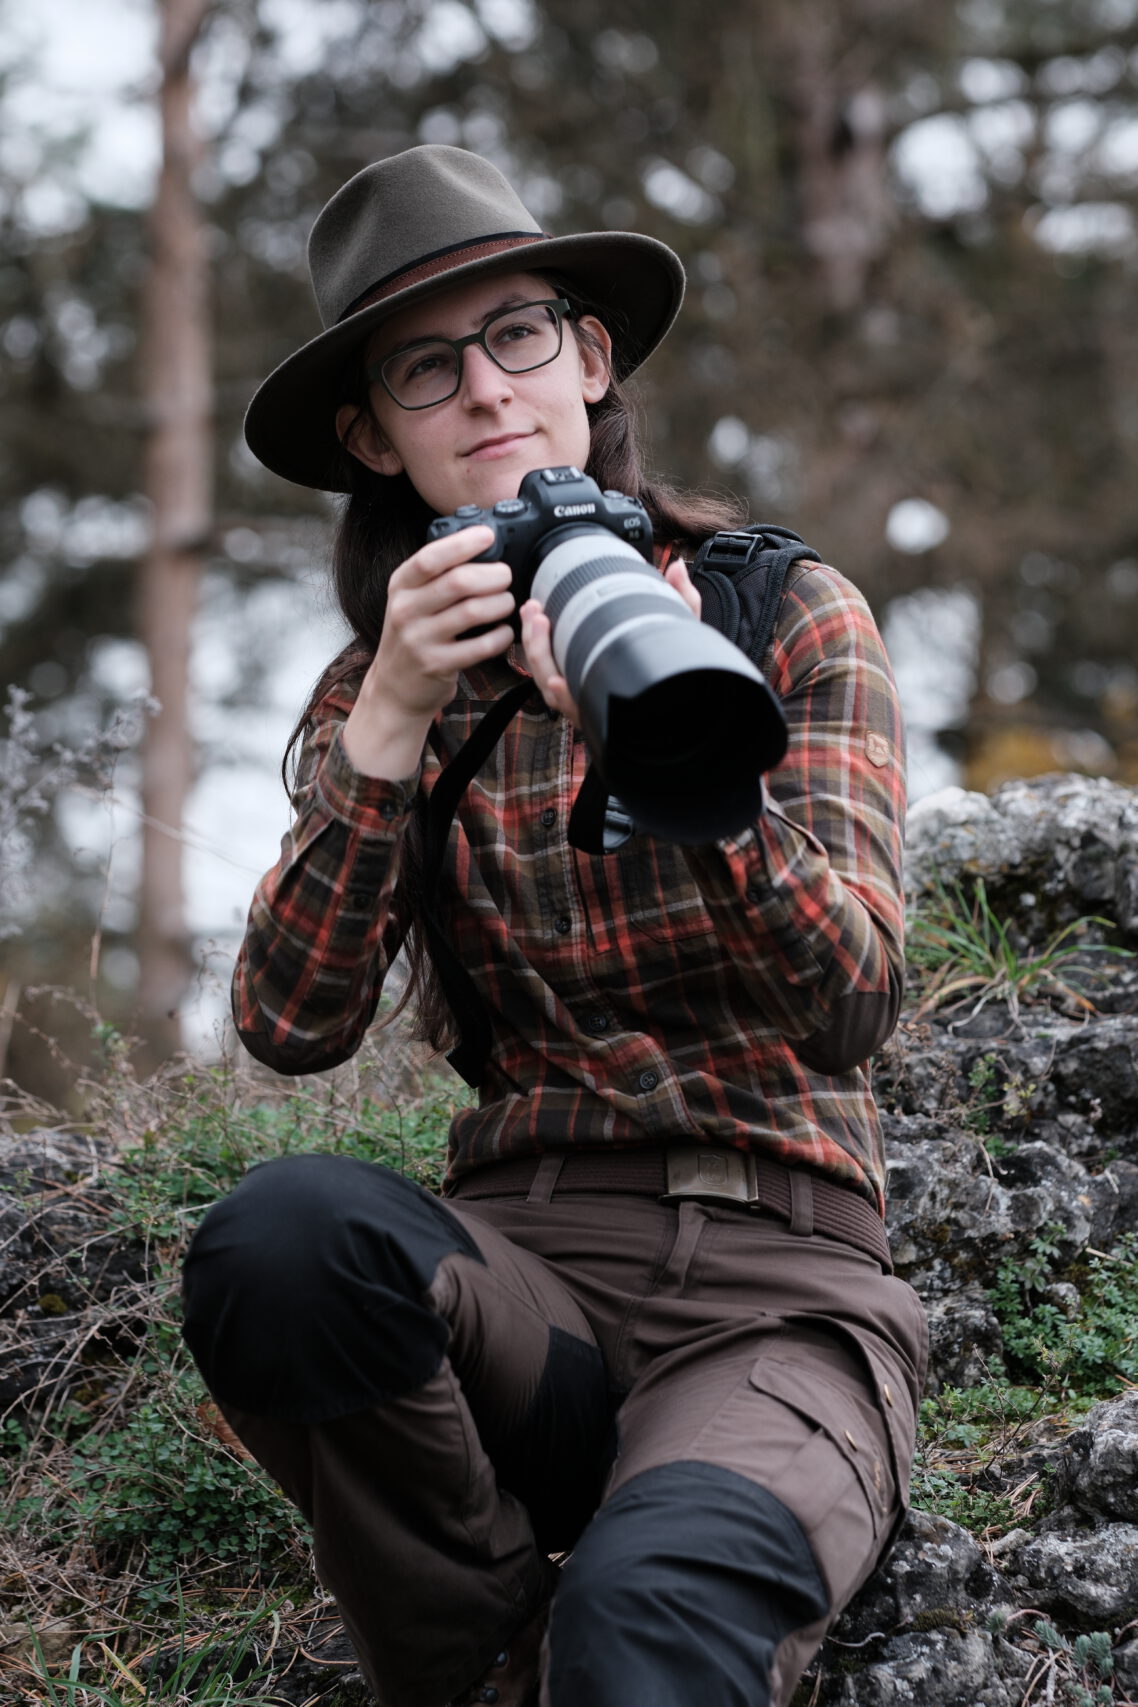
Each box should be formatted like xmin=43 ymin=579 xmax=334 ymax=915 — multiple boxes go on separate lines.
xmin=183 ymin=145 xmax=926 ymax=1707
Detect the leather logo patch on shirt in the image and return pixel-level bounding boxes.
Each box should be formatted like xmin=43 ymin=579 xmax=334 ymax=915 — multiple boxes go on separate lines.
xmin=865 ymin=732 xmax=890 ymax=767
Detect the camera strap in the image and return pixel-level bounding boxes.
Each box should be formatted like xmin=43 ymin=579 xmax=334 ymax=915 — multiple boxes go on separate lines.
xmin=418 ymin=677 xmax=537 ymax=1086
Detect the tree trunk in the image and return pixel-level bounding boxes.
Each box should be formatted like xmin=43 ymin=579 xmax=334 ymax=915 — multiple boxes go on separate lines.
xmin=774 ymin=0 xmax=895 ymax=314
xmin=136 ymin=0 xmax=212 ymax=1062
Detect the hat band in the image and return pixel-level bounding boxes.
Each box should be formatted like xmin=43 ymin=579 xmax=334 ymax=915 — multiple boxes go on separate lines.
xmin=338 ymin=231 xmax=551 ymax=323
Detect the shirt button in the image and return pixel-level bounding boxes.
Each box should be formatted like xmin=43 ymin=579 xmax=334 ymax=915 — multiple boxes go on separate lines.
xmin=638 ymin=1070 xmax=659 ymax=1092
xmin=554 ymin=915 xmax=572 ymax=935
xmin=541 ymin=808 xmax=557 ymax=828
xmin=586 ymin=1013 xmax=609 ymax=1034
xmin=379 ymin=802 xmax=397 ymax=821
xmin=745 ymin=885 xmax=759 ymax=904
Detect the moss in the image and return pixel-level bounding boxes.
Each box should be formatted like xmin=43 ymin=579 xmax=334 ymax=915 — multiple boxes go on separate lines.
xmin=909 ymin=1606 xmax=975 ymax=1634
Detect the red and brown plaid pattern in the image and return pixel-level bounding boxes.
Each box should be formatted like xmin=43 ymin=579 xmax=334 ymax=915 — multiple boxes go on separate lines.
xmin=233 ymin=561 xmax=905 ymax=1211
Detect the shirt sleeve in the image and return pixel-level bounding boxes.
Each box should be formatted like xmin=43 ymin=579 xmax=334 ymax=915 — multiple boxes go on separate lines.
xmin=681 ymin=562 xmax=906 ymax=1074
xmin=231 ymin=690 xmax=420 ymax=1075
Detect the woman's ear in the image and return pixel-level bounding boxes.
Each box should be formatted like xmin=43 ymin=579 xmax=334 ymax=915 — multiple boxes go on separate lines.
xmin=335 ymin=403 xmax=404 ymax=477
xmin=576 ymin=315 xmax=613 ymax=405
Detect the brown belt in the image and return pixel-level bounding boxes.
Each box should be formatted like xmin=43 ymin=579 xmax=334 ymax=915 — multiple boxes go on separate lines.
xmin=448 ymin=1144 xmax=892 ymax=1272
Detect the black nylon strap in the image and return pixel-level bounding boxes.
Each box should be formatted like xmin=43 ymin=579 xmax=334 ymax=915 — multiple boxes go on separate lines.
xmin=568 ymin=526 xmax=821 ymax=859
xmin=690 ymin=524 xmax=821 ymax=666
xmin=567 ymin=759 xmax=611 ymax=856
xmin=419 ymin=679 xmax=537 ymax=1085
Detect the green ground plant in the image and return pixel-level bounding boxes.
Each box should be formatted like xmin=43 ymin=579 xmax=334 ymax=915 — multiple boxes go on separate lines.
xmin=909 ymin=1380 xmax=1076 ymax=1538
xmin=1019 ymin=1619 xmax=1116 ymax=1707
xmin=23 ymin=1585 xmax=284 ymax=1706
xmin=109 ymin=1068 xmax=459 ymax=1241
xmin=991 ymin=1228 xmax=1138 ymax=1396
xmin=6 ymin=1374 xmax=309 ymax=1608
xmin=907 ymin=877 xmax=1130 ymax=1020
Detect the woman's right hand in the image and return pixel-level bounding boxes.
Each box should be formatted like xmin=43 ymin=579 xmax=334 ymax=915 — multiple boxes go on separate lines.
xmin=342 ymin=525 xmax=515 ymax=781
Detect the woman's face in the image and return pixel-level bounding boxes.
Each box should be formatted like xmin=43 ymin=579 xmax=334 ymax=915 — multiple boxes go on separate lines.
xmin=337 ymin=270 xmax=612 ymax=516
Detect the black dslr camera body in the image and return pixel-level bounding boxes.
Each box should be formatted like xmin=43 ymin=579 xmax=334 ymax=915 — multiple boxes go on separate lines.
xmin=427 ymin=467 xmax=785 ymax=845
xmin=427 ymin=465 xmax=654 ymax=602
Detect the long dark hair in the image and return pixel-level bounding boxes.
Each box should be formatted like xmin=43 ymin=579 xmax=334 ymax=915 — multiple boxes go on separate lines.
xmin=285 ymin=280 xmax=745 ymax=1050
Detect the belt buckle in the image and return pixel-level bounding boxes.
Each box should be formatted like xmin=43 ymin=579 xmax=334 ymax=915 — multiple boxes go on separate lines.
xmin=662 ymin=1144 xmax=757 ymax=1207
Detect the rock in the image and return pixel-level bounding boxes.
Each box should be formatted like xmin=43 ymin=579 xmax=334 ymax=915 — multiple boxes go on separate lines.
xmin=1049 ymin=1020 xmax=1138 ymax=1151
xmin=0 ymin=1130 xmax=149 ymax=1409
xmin=905 ymin=775 xmax=1138 ymax=944
xmin=834 ymin=1511 xmax=1009 ymax=1644
xmin=920 ymin=1289 xmax=1004 ymax=1391
xmin=257 ymin=1613 xmax=373 ymax=1706
xmin=0 ymin=1618 xmax=80 ymax=1669
xmin=883 ymin=1128 xmax=1101 ymax=1295
xmin=877 ymin=1012 xmax=1138 ymax=1166
xmin=823 ymin=1628 xmax=1024 ymax=1706
xmin=1008 ymin=1522 xmax=1138 ymax=1625
xmin=806 ymin=1513 xmax=1029 ymax=1705
xmin=1051 ymin=1391 xmax=1138 ymax=1522
xmin=1114 ymin=1637 xmax=1138 ymax=1696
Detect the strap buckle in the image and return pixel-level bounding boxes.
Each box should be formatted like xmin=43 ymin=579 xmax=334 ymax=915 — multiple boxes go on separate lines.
xmin=694 ymin=530 xmax=770 ymax=574
xmin=661 ymin=1144 xmax=758 ymax=1207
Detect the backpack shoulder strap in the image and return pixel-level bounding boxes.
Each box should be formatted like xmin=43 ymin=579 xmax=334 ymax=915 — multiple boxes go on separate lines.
xmin=691 ymin=523 xmax=822 ymax=667
xmin=568 ymin=523 xmax=823 ymax=857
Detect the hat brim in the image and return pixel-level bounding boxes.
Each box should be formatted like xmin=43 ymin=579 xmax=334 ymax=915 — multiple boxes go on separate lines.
xmin=243 ymin=231 xmax=684 ymax=493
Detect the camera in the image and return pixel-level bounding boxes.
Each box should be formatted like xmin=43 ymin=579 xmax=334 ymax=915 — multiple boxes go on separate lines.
xmin=428 ymin=466 xmax=786 ymax=844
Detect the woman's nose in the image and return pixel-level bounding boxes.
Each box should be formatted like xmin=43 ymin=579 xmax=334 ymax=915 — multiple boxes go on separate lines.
xmin=460 ymin=344 xmax=514 ymax=408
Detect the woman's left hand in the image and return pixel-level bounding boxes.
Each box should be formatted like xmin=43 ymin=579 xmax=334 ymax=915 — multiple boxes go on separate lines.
xmin=519 ymin=558 xmax=702 ymax=725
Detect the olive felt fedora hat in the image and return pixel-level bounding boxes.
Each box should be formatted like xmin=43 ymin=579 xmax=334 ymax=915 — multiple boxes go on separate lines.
xmin=243 ymin=144 xmax=686 ymax=492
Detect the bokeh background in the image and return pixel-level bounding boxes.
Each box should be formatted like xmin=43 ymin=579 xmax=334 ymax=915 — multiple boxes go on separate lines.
xmin=2 ymin=0 xmax=1136 ymax=1099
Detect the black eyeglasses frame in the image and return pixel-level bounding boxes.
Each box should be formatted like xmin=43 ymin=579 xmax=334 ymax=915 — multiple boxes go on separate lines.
xmin=366 ymin=297 xmax=574 ymax=411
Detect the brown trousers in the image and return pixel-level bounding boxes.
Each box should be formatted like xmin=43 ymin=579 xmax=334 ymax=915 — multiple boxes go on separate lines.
xmin=204 ymin=1161 xmax=926 ymax=1707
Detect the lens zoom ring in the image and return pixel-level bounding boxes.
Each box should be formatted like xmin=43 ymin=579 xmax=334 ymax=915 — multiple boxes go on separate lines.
xmin=562 ymin=592 xmax=686 ymax=697
xmin=541 ymin=554 xmax=659 ymax=629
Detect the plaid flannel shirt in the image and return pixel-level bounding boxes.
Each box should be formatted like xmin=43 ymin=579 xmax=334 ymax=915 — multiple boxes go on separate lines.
xmin=233 ymin=560 xmax=905 ymax=1211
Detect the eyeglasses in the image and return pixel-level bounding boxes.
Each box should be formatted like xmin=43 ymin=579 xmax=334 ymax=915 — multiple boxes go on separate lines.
xmin=367 ymin=297 xmax=573 ymax=410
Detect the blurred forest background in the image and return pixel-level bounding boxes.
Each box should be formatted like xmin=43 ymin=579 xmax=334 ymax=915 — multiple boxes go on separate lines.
xmin=1 ymin=0 xmax=1137 ymax=1101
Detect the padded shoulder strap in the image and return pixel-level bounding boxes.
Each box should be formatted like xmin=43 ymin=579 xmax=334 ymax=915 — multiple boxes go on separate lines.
xmin=691 ymin=524 xmax=822 ymax=666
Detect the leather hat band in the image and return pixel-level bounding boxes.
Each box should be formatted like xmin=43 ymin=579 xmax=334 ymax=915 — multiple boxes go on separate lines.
xmin=339 ymin=231 xmax=549 ymax=323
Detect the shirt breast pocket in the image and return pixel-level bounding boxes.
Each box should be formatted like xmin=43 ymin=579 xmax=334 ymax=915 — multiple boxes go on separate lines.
xmin=613 ymin=838 xmax=716 ymax=945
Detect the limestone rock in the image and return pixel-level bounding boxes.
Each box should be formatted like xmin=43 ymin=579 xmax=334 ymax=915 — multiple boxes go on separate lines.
xmin=836 ymin=1511 xmax=1008 ymax=1642
xmin=1114 ymin=1637 xmax=1138 ymax=1697
xmin=825 ymin=1629 xmax=1023 ymax=1707
xmin=1008 ymin=1522 xmax=1138 ymax=1625
xmin=808 ymin=1512 xmax=1028 ymax=1705
xmin=0 ymin=1129 xmax=148 ymax=1409
xmin=905 ymin=775 xmax=1138 ymax=944
xmin=1051 ymin=1391 xmax=1138 ymax=1522
xmin=883 ymin=1127 xmax=1101 ymax=1299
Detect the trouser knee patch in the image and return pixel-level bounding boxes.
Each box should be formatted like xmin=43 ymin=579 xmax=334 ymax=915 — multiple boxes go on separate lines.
xmin=548 ymin=1461 xmax=829 ymax=1707
xmin=182 ymin=1154 xmax=484 ymax=1421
